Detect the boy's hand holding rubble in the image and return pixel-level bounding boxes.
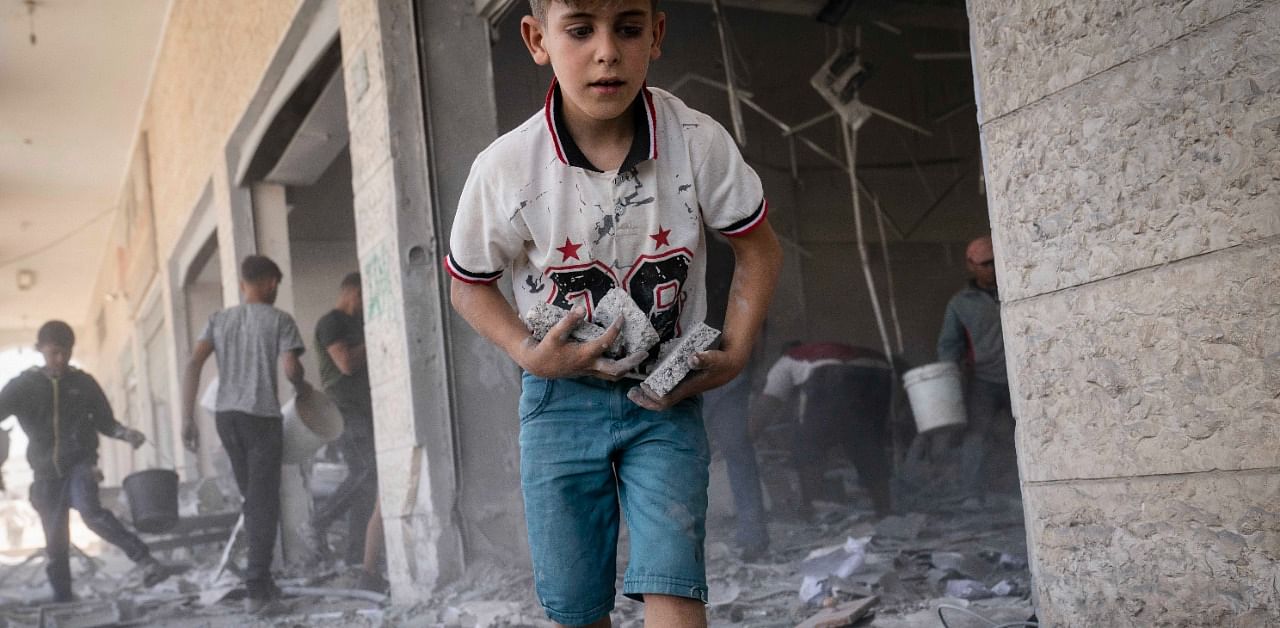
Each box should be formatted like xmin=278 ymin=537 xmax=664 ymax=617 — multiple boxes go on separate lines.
xmin=628 ymin=322 xmax=734 ymax=412
xmin=523 ymin=289 xmax=734 ymax=407
xmin=519 ymin=305 xmax=648 ymax=381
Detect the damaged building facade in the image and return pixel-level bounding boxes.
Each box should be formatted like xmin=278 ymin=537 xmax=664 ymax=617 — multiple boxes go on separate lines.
xmin=0 ymin=0 xmax=1274 ymax=625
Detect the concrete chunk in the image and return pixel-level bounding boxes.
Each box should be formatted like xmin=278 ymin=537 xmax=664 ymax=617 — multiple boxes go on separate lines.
xmin=641 ymin=322 xmax=720 ymax=397
xmin=524 ymin=303 xmax=607 ymax=343
xmin=794 ymin=596 xmax=878 ymax=628
xmin=593 ymin=288 xmax=660 ymax=357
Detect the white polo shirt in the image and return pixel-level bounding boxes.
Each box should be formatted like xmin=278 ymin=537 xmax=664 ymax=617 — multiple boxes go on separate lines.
xmin=446 ymin=82 xmax=767 ymax=358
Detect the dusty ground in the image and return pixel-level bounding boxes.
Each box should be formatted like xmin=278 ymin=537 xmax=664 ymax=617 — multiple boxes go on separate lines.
xmin=0 ymin=489 xmax=1033 ymax=627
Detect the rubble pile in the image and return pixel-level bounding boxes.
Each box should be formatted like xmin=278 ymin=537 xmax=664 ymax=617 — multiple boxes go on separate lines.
xmin=0 ymin=467 xmax=1032 ymax=627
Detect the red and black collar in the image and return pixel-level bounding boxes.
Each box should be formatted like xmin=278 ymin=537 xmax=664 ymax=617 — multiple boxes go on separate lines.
xmin=544 ymin=79 xmax=658 ymax=173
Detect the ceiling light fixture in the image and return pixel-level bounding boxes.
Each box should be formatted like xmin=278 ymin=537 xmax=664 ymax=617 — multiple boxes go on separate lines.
xmin=16 ymin=269 xmax=36 ymax=291
xmin=25 ymin=0 xmax=41 ymax=46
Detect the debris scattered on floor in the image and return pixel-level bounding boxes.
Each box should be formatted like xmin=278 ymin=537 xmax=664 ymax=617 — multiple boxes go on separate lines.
xmin=0 ymin=464 xmax=1033 ymax=627
xmin=795 ymin=596 xmax=878 ymax=628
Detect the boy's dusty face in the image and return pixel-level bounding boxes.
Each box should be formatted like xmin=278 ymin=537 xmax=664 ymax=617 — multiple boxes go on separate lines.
xmin=522 ymin=0 xmax=665 ymax=127
xmin=37 ymin=343 xmax=72 ymax=377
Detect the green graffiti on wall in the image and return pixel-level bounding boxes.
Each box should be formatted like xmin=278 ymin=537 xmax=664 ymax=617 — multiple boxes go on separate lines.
xmin=363 ymin=245 xmax=393 ymax=322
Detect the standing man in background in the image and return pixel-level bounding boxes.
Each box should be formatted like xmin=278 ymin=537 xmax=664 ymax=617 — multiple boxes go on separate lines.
xmin=0 ymin=321 xmax=169 ymax=603
xmin=937 ymin=235 xmax=1011 ymax=504
xmin=181 ymin=255 xmax=307 ymax=615
xmin=310 ymin=272 xmax=380 ymax=584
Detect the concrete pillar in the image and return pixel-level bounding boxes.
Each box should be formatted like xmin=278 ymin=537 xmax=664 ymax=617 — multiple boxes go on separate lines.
xmin=212 ymin=164 xmax=255 ymax=307
xmin=967 ymin=1 xmax=1280 ymax=625
xmin=251 ymin=183 xmax=296 ymax=314
xmin=339 ymin=0 xmax=503 ymax=600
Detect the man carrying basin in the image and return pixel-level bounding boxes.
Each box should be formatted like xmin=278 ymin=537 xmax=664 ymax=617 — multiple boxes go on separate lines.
xmin=0 ymin=320 xmax=169 ymax=603
xmin=936 ymin=235 xmax=1013 ymax=505
xmin=181 ymin=255 xmax=307 ymax=616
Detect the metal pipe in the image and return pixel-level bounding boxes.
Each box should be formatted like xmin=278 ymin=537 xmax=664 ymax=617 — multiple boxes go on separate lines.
xmin=711 ymin=0 xmax=747 ymax=145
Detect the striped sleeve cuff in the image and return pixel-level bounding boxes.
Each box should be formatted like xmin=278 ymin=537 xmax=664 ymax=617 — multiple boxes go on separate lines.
xmin=444 ymin=254 xmax=502 ymax=285
xmin=718 ymin=199 xmax=768 ymax=237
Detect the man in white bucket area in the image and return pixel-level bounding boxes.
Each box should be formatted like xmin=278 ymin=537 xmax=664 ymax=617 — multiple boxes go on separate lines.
xmin=936 ymin=235 xmax=1012 ymax=505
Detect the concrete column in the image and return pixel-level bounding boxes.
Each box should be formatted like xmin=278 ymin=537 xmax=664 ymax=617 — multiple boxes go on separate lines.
xmin=339 ymin=0 xmax=502 ymax=600
xmin=967 ymin=1 xmax=1280 ymax=625
xmin=250 ymin=183 xmax=296 ymax=314
xmin=212 ymin=164 xmax=255 ymax=307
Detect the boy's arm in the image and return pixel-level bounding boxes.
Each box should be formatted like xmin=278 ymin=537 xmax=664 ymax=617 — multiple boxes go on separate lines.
xmin=181 ymin=340 xmax=214 ymax=453
xmin=937 ymin=300 xmax=967 ymax=363
xmin=85 ymin=376 xmax=146 ymax=449
xmin=450 ymin=280 xmax=648 ymax=380
xmin=629 ymin=219 xmax=782 ymax=410
xmin=282 ymin=349 xmax=306 ymax=388
xmin=318 ymin=315 xmax=366 ymax=376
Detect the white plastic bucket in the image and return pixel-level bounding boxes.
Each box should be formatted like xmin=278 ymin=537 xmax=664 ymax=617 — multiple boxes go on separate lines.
xmin=281 ymin=385 xmax=344 ymax=464
xmin=902 ymin=361 xmax=967 ymax=433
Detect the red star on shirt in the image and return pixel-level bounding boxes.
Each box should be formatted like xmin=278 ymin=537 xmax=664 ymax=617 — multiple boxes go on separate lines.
xmin=649 ymin=226 xmax=672 ymax=249
xmin=556 ymin=237 xmax=583 ymax=261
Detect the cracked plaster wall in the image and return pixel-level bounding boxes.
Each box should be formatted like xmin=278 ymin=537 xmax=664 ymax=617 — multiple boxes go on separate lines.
xmin=969 ymin=0 xmax=1280 ymax=625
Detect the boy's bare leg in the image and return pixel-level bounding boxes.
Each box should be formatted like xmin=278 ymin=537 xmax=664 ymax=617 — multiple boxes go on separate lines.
xmin=644 ymin=595 xmax=706 ymax=628
xmin=362 ymin=500 xmax=382 ymax=574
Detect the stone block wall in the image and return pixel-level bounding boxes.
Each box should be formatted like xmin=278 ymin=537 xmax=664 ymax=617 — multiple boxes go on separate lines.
xmin=968 ymin=0 xmax=1280 ymax=624
xmin=145 ymin=0 xmax=303 ymax=256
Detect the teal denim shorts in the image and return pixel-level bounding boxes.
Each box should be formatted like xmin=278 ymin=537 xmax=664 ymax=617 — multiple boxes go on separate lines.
xmin=519 ymin=373 xmax=710 ymax=625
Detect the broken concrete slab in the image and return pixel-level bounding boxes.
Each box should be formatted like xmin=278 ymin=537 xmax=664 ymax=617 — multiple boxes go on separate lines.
xmin=641 ymin=322 xmax=720 ymax=397
xmin=37 ymin=599 xmax=120 ymax=628
xmin=794 ymin=595 xmax=877 ymax=628
xmin=524 ymin=303 xmax=608 ymax=344
xmin=593 ymin=288 xmax=660 ymax=357
xmin=943 ymin=579 xmax=994 ymax=600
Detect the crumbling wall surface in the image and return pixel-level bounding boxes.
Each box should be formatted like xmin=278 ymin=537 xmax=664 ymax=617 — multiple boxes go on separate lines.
xmin=1005 ymin=241 xmax=1280 ymax=482
xmin=969 ymin=0 xmax=1280 ymax=625
xmin=979 ymin=4 xmax=1280 ymax=301
xmin=1023 ymin=472 xmax=1279 ymax=627
xmin=146 ymin=0 xmax=304 ymax=256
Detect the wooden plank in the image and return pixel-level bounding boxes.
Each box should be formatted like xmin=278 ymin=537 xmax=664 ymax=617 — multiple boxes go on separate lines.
xmin=795 ymin=596 xmax=879 ymax=628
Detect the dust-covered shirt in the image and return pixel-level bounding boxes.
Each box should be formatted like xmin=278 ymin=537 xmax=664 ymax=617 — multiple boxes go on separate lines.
xmin=445 ymin=83 xmax=767 ymax=361
xmin=200 ymin=303 xmax=305 ymax=418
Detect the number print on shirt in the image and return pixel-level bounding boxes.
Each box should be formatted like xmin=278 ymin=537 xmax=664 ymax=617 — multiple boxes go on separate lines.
xmin=543 ymin=249 xmax=692 ymax=343
xmin=625 ymin=249 xmax=692 ymax=342
xmin=545 ymin=261 xmax=619 ymax=318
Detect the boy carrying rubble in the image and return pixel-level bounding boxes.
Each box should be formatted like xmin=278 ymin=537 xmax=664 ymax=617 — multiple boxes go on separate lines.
xmin=180 ymin=255 xmax=306 ymax=615
xmin=446 ymin=2 xmax=781 ymax=626
xmin=0 ymin=321 xmax=169 ymax=602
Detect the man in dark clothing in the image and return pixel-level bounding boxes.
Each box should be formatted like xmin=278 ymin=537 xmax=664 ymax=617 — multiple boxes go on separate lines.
xmin=0 ymin=321 xmax=168 ymax=602
xmin=757 ymin=342 xmax=894 ymax=518
xmin=310 ymin=272 xmax=378 ymax=567
xmin=937 ymin=235 xmax=1013 ymax=502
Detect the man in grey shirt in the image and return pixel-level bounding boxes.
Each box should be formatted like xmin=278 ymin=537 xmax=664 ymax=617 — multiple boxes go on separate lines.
xmin=181 ymin=255 xmax=305 ymax=615
xmin=937 ymin=235 xmax=1011 ymax=502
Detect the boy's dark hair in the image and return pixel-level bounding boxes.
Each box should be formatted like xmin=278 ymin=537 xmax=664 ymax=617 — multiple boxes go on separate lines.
xmin=37 ymin=320 xmax=75 ymax=348
xmin=340 ymin=272 xmax=362 ymax=290
xmin=528 ymin=0 xmax=658 ymax=21
xmin=241 ymin=255 xmax=283 ymax=283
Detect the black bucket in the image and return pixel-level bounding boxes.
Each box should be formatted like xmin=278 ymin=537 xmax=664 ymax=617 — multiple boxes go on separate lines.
xmin=122 ymin=469 xmax=179 ymax=533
